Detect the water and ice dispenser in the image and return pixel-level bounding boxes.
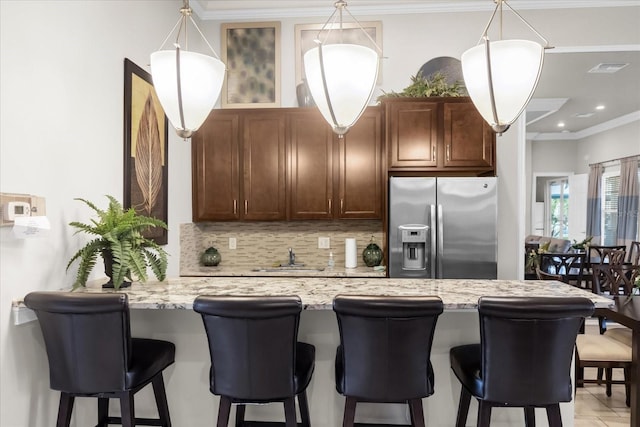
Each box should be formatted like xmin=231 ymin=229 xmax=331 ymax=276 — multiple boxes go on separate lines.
xmin=398 ymin=225 xmax=428 ymax=270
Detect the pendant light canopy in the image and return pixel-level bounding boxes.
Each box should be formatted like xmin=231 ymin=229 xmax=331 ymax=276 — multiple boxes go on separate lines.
xmin=303 ymin=1 xmax=381 ymax=136
xmin=150 ymin=0 xmax=225 ymax=139
xmin=461 ymin=0 xmax=551 ymax=134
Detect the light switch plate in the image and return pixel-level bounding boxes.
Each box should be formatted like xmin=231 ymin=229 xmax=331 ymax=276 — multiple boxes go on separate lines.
xmin=229 ymin=237 xmax=237 ymax=250
xmin=318 ymin=237 xmax=330 ymax=249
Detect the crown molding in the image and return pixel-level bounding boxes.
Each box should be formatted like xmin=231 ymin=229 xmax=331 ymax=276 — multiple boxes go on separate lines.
xmin=190 ymin=1 xmax=640 ymax=21
xmin=527 ymin=110 xmax=640 ymax=141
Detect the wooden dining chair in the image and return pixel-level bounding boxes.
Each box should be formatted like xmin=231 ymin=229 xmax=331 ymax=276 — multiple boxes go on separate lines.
xmin=538 ymin=252 xmax=587 ymax=288
xmin=592 ymin=250 xmax=634 ymax=296
xmin=587 ymin=245 xmax=627 ymax=269
xmin=535 ymin=267 xmax=568 ymax=283
xmin=586 ymin=246 xmax=627 ymax=294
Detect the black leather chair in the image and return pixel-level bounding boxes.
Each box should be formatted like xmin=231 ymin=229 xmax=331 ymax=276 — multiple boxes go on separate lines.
xmin=450 ymin=296 xmax=594 ymax=427
xmin=193 ymin=295 xmax=315 ymax=427
xmin=24 ymin=291 xmax=175 ymax=427
xmin=333 ymin=295 xmax=444 ymax=427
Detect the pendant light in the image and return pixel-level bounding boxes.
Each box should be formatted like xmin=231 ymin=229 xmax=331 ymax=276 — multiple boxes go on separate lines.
xmin=304 ymin=1 xmax=382 ymax=137
xmin=150 ymin=0 xmax=226 ymax=139
xmin=461 ymin=0 xmax=552 ymax=134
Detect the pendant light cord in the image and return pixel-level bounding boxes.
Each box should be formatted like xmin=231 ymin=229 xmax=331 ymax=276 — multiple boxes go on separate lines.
xmin=476 ymin=0 xmax=552 ymax=48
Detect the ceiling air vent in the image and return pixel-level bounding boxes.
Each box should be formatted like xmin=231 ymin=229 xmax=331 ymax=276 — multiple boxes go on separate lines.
xmin=588 ymin=63 xmax=629 ymax=73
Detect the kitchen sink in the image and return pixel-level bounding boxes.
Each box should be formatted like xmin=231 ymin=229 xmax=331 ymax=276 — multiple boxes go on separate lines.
xmin=251 ymin=266 xmax=325 ymax=273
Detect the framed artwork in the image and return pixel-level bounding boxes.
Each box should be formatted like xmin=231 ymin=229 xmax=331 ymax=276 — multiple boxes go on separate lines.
xmin=295 ymin=21 xmax=383 ymax=86
xmin=221 ymin=21 xmax=281 ymax=108
xmin=123 ymin=58 xmax=168 ymax=245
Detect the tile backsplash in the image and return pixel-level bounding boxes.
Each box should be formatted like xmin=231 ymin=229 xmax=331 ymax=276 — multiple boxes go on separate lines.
xmin=180 ymin=221 xmax=384 ymax=272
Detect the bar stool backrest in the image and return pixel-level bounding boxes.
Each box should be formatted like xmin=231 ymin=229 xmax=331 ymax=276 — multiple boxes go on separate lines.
xmin=333 ymin=295 xmax=444 ymax=401
xmin=24 ymin=292 xmax=131 ymax=394
xmin=193 ymin=295 xmax=302 ymax=400
xmin=478 ymin=296 xmax=594 ymax=406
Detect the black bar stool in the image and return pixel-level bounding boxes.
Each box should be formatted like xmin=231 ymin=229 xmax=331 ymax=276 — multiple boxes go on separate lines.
xmin=450 ymin=296 xmax=594 ymax=427
xmin=24 ymin=291 xmax=175 ymax=427
xmin=193 ymin=295 xmax=315 ymax=427
xmin=333 ymin=295 xmax=444 ymax=427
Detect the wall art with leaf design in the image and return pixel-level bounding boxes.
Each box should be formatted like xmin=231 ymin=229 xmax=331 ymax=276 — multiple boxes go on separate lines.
xmin=123 ymin=58 xmax=168 ymax=245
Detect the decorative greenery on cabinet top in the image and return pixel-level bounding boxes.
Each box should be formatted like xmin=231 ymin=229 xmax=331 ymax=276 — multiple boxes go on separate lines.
xmin=377 ymin=72 xmax=466 ymax=102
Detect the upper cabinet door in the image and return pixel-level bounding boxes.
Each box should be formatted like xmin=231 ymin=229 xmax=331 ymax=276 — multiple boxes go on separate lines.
xmin=443 ymin=102 xmax=494 ymax=168
xmin=387 ymin=100 xmax=439 ymax=169
xmin=191 ymin=111 xmax=240 ymax=221
xmin=243 ymin=112 xmax=287 ymax=220
xmin=337 ymin=107 xmax=382 ymax=219
xmin=384 ymin=98 xmax=495 ymax=174
xmin=288 ymin=110 xmax=334 ymax=220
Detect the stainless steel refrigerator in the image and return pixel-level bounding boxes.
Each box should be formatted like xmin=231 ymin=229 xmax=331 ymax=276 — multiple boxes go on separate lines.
xmin=388 ymin=176 xmax=497 ymax=279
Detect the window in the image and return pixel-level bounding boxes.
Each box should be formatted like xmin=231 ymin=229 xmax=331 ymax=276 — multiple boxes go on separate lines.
xmin=548 ymin=178 xmax=569 ymax=238
xmin=601 ymin=168 xmax=640 ymax=244
xmin=601 ymin=172 xmax=619 ymax=245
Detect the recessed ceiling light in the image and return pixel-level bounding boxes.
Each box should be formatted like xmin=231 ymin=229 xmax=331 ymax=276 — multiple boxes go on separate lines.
xmin=595 ymin=105 xmax=605 ymax=110
xmin=557 ymin=122 xmax=565 ymax=128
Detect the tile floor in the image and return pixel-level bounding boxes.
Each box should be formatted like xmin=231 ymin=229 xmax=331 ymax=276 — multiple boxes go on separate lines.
xmin=574 ymin=324 xmax=631 ymax=427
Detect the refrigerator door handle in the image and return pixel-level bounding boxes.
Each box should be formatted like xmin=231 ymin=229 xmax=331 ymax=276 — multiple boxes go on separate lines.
xmin=430 ymin=204 xmax=436 ymax=279
xmin=437 ymin=204 xmax=444 ymax=279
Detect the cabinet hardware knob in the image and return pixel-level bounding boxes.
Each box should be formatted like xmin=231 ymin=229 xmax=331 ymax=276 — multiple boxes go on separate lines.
xmin=244 ymin=200 xmax=248 ymax=215
xmin=432 ymin=146 xmax=436 ymax=161
xmin=446 ymin=145 xmax=450 ymax=162
xmin=328 ymin=199 xmax=332 ymax=214
xmin=341 ymin=199 xmax=344 ymax=214
xmin=233 ymin=200 xmax=237 ymax=215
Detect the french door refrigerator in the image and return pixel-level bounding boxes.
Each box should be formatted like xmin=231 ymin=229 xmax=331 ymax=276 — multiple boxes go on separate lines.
xmin=388 ymin=176 xmax=497 ymax=279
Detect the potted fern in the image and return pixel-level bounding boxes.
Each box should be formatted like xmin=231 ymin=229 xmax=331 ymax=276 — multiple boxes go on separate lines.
xmin=66 ymin=195 xmax=168 ymax=290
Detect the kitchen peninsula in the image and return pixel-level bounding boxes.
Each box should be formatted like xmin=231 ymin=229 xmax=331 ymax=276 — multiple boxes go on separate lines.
xmin=14 ymin=277 xmax=611 ymax=427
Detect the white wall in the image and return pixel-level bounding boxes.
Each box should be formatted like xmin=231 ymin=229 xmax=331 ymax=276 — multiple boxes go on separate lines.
xmin=526 ymin=121 xmax=640 ymax=232
xmin=2 ymin=2 xmax=639 ymax=426
xmin=531 ymin=140 xmax=580 ymax=173
xmin=576 ymin=119 xmax=640 ymax=174
xmin=0 ymin=2 xmax=187 ymax=426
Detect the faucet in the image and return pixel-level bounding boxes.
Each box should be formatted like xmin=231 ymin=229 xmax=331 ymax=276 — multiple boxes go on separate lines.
xmin=288 ymin=247 xmax=295 ymax=266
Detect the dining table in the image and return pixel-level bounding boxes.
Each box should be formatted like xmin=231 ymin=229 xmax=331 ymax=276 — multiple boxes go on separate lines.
xmin=595 ymin=296 xmax=640 ymax=426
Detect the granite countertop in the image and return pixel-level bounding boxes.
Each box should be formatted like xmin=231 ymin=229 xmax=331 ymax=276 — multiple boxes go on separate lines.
xmin=13 ymin=277 xmax=612 ymax=312
xmin=180 ymin=266 xmax=386 ymax=278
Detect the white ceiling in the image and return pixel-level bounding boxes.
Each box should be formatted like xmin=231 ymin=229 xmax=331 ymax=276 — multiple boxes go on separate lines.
xmin=190 ymin=0 xmax=640 ymax=140
xmin=526 ymin=49 xmax=640 ymax=140
xmin=190 ymin=1 xmax=637 ymax=19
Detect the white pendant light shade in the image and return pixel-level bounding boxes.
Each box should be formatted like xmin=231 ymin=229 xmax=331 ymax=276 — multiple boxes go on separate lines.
xmin=304 ymin=44 xmax=379 ymax=135
xmin=151 ymin=50 xmax=226 ymax=138
xmin=461 ymin=39 xmax=544 ymax=133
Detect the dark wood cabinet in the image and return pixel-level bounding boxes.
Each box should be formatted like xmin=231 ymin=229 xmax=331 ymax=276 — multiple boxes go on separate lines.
xmin=288 ymin=109 xmax=334 ymax=220
xmin=443 ymin=102 xmax=494 ymax=169
xmin=193 ymin=107 xmax=383 ymax=222
xmin=194 ymin=99 xmax=491 ymax=223
xmin=192 ymin=110 xmax=286 ymax=222
xmin=384 ymin=98 xmax=495 ymax=174
xmin=288 ymin=107 xmax=383 ymax=220
xmin=387 ymin=100 xmax=438 ymax=169
xmin=242 ymin=112 xmax=287 ymax=220
xmin=192 ymin=111 xmax=240 ymax=221
xmin=337 ymin=108 xmax=383 ymax=219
